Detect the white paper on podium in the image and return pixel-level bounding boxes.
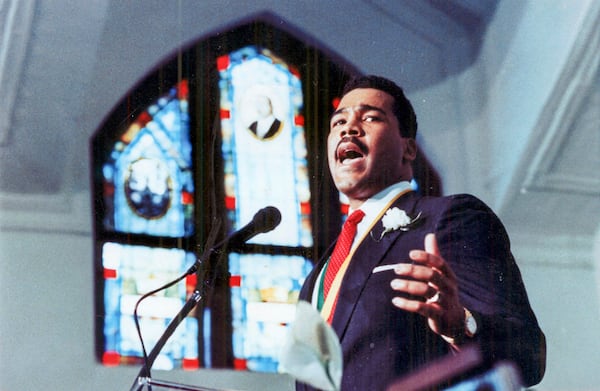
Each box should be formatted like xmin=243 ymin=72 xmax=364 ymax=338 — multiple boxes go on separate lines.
xmin=278 ymin=300 xmax=342 ymax=391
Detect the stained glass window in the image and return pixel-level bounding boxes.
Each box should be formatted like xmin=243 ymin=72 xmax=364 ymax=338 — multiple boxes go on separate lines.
xmin=218 ymin=46 xmax=314 ymax=371
xmin=218 ymin=46 xmax=312 ymax=247
xmin=95 ymin=80 xmax=199 ymax=369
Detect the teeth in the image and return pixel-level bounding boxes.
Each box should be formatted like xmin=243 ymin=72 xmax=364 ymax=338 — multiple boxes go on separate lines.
xmin=340 ymin=149 xmax=363 ymax=163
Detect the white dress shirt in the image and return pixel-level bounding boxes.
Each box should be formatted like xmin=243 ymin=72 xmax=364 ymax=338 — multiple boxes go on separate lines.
xmin=311 ymin=181 xmax=414 ymax=304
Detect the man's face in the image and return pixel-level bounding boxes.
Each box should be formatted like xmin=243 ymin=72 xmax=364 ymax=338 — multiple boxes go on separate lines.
xmin=327 ymin=88 xmax=416 ymax=206
xmin=255 ymin=96 xmax=272 ymax=118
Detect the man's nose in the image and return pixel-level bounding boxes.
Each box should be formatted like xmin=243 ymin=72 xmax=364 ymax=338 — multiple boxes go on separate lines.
xmin=340 ymin=117 xmax=361 ymax=137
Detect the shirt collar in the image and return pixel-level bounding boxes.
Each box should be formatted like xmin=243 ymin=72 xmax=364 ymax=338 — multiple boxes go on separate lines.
xmin=349 ymin=181 xmax=413 ymax=215
xmin=350 ymin=181 xmax=414 ymax=249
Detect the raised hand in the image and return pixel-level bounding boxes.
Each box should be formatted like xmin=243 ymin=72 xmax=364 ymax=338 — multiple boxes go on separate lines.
xmin=390 ymin=233 xmax=465 ymax=339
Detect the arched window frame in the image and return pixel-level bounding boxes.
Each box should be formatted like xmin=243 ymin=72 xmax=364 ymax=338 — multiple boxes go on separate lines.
xmin=91 ymin=15 xmax=440 ymax=372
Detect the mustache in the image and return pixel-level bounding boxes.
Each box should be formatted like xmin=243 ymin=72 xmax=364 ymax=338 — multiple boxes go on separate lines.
xmin=336 ymin=136 xmax=367 ymax=154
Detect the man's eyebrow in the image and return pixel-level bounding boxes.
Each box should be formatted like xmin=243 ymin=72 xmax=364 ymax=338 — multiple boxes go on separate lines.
xmin=330 ymin=104 xmax=386 ymax=119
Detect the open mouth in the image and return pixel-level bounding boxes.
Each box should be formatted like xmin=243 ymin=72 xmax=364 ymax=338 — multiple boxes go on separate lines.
xmin=337 ymin=144 xmax=365 ymax=164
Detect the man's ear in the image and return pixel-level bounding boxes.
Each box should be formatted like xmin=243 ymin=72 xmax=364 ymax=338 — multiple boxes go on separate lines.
xmin=403 ymin=138 xmax=417 ymax=162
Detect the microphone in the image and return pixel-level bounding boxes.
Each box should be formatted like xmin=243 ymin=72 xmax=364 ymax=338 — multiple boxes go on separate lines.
xmin=186 ymin=206 xmax=281 ymax=275
xmin=225 ymin=206 xmax=282 ymax=248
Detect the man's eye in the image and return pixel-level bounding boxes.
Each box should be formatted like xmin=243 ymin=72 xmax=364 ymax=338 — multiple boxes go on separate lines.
xmin=331 ymin=118 xmax=346 ymax=127
xmin=364 ymin=115 xmax=380 ymax=122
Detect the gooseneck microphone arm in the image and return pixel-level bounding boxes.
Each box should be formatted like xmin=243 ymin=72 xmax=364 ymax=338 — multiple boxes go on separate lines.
xmin=129 ymin=206 xmax=281 ymax=391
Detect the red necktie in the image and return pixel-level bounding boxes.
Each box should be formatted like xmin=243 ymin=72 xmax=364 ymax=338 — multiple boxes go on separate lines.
xmin=323 ymin=209 xmax=365 ymax=299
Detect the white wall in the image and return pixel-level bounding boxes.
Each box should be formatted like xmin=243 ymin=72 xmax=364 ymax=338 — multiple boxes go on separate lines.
xmin=521 ymin=263 xmax=600 ymax=389
xmin=513 ymin=232 xmax=600 ymax=390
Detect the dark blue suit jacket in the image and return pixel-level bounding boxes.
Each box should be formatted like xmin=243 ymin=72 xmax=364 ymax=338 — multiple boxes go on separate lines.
xmin=297 ymin=192 xmax=546 ymax=390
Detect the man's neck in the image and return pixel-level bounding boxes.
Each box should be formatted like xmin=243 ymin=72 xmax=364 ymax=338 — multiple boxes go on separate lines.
xmin=347 ymin=181 xmax=413 ymax=212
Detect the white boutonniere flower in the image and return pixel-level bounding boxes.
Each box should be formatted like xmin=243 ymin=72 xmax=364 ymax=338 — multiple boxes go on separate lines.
xmin=373 ymin=207 xmax=422 ymax=241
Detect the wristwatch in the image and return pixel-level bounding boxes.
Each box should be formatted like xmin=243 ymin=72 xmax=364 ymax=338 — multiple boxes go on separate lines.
xmin=464 ymin=308 xmax=478 ymax=338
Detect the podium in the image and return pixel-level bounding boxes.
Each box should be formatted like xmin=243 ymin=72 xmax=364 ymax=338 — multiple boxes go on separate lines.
xmin=386 ymin=345 xmax=523 ymax=391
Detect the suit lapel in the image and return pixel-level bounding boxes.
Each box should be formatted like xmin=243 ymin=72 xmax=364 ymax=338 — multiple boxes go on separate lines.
xmin=330 ymin=192 xmax=420 ymax=337
xmin=299 ymin=241 xmax=335 ymax=302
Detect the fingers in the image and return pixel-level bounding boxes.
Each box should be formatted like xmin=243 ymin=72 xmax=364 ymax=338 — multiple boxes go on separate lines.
xmin=390 ymin=233 xmax=464 ymax=338
xmin=425 ymin=233 xmax=440 ymax=256
xmin=389 ymin=232 xmax=455 ymax=302
xmin=391 ymin=261 xmax=454 ymax=291
xmin=409 ymin=233 xmax=457 ymax=281
xmin=390 ymin=277 xmax=438 ymax=299
xmin=390 ymin=233 xmax=453 ymax=312
xmin=391 ymin=296 xmax=439 ymax=320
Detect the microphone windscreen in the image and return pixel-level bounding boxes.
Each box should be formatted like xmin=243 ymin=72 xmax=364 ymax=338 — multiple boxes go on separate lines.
xmin=254 ymin=206 xmax=282 ymax=233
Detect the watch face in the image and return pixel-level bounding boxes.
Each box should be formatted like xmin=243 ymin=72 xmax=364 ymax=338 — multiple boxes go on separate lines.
xmin=465 ymin=311 xmax=477 ymax=337
xmin=125 ymin=158 xmax=172 ymax=219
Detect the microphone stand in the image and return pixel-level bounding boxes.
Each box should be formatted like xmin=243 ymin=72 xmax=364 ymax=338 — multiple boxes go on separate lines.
xmin=130 ymin=290 xmax=206 ymax=391
xmin=129 ymin=226 xmax=229 ymax=391
xmin=128 ymin=207 xmax=281 ymax=391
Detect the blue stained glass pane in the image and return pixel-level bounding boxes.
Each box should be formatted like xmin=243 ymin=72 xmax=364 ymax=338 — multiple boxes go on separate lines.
xmin=218 ymin=45 xmax=314 ymax=372
xmin=101 ymin=242 xmax=198 ymax=369
xmin=219 ymin=46 xmax=312 ymax=247
xmin=229 ymin=253 xmax=313 ymax=372
xmin=101 ymin=81 xmax=194 ymax=237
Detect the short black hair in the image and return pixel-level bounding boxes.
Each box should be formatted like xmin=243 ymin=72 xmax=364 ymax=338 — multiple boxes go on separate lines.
xmin=341 ymin=75 xmax=417 ymax=139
